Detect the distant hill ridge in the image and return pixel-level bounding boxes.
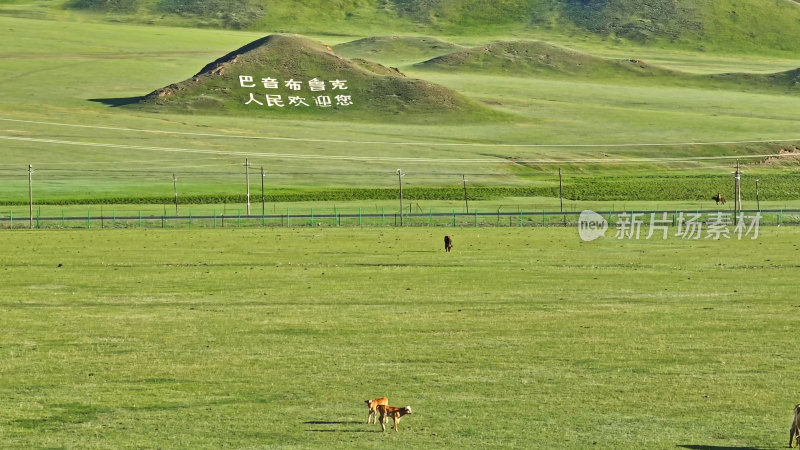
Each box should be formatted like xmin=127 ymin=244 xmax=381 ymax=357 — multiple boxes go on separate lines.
xmin=414 ymin=40 xmax=681 ymax=77
xmin=410 ymin=39 xmax=800 ymax=93
xmin=135 ymin=33 xmax=798 ymax=122
xmin=56 ymin=0 xmax=800 ymax=55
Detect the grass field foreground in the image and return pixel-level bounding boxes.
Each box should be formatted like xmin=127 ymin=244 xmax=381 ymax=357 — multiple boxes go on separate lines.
xmin=1 ymin=227 xmax=799 ymax=448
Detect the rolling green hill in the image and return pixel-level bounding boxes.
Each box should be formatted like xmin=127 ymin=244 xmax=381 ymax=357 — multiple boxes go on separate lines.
xmin=3 ymin=0 xmax=800 ymax=55
xmin=133 ymin=34 xmax=503 ymax=122
xmin=409 ymin=39 xmax=800 ymax=94
xmin=133 ymin=33 xmax=798 ymax=120
xmin=414 ymin=40 xmax=682 ymax=78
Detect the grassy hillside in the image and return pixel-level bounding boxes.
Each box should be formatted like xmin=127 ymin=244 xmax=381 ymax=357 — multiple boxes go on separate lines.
xmin=133 ymin=34 xmax=502 ymax=122
xmin=4 ymin=0 xmax=800 ymax=55
xmin=132 ymin=33 xmax=798 ymax=122
xmin=409 ymin=39 xmax=800 ymax=95
xmin=414 ymin=40 xmax=682 ymax=78
xmin=1 ymin=16 xmax=798 ymax=207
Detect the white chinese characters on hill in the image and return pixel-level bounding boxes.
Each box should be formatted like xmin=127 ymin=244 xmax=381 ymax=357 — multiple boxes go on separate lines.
xmin=238 ymin=75 xmax=352 ymax=108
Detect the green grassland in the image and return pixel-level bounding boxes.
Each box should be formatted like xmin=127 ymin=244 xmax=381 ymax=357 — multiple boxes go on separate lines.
xmin=2 ymin=227 xmax=799 ymax=448
xmin=3 ymin=3 xmax=800 ymax=449
xmin=0 ymin=15 xmax=799 ymax=208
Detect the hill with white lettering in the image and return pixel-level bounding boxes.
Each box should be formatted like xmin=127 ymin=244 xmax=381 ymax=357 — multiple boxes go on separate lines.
xmin=134 ymin=34 xmax=503 ymax=122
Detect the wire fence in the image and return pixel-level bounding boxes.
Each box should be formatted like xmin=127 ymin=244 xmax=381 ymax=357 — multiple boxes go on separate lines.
xmin=2 ymin=208 xmax=798 ymax=230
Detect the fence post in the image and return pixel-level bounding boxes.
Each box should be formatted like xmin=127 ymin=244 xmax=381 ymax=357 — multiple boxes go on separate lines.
xmin=452 ymin=208 xmax=456 ymax=227
xmin=139 ymin=210 xmax=142 ymax=228
xmin=62 ymin=210 xmax=65 ymax=228
xmin=88 ymin=209 xmax=91 ymax=229
xmin=382 ymin=207 xmax=385 ymax=227
xmin=238 ymin=209 xmax=241 ymax=228
xmin=520 ymin=209 xmax=523 ymax=227
xmin=9 ymin=210 xmax=12 ymax=229
xmin=286 ymin=208 xmax=289 ymax=227
xmin=474 ymin=209 xmax=478 ymax=227
xmin=213 ymin=209 xmax=216 ymax=228
xmin=36 ymin=209 xmax=40 ymax=229
xmin=311 ymin=208 xmax=314 ymax=227
xmin=113 ymin=210 xmax=117 ymax=228
xmin=188 ymin=209 xmax=192 ymax=228
xmin=359 ymin=208 xmax=362 ymax=227
xmin=429 ymin=208 xmax=433 ymax=226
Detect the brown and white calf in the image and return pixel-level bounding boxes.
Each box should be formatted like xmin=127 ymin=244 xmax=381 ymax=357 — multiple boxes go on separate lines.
xmin=377 ymin=404 xmax=412 ymax=432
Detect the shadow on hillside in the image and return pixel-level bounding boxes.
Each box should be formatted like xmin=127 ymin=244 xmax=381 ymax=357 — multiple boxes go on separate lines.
xmin=89 ymin=97 xmax=143 ymax=107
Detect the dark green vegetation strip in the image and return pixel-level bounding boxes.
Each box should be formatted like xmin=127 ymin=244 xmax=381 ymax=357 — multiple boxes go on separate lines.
xmin=4 ymin=174 xmax=798 ymax=205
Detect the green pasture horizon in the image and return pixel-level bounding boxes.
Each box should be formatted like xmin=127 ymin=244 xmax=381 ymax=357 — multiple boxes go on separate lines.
xmin=0 ymin=16 xmax=799 ymax=209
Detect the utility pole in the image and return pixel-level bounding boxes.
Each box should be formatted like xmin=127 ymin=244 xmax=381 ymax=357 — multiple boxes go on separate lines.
xmin=558 ymin=167 xmax=567 ymax=226
xmin=172 ymin=173 xmax=178 ymax=214
xmin=261 ymin=166 xmax=265 ymax=217
xmin=733 ymin=160 xmax=742 ymax=224
xmin=28 ymin=164 xmax=33 ymax=229
xmin=461 ymin=174 xmax=469 ymax=213
xmin=559 ymin=168 xmax=564 ymax=214
xmin=755 ymin=178 xmax=760 ymax=212
xmin=559 ymin=168 xmax=565 ymax=225
xmin=397 ymin=169 xmax=404 ymax=226
xmin=245 ymin=158 xmax=251 ymax=216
